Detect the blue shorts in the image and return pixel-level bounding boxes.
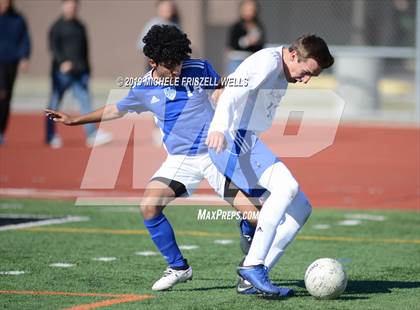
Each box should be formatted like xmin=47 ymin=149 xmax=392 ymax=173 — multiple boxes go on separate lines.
xmin=209 ymin=130 xmax=279 ymax=197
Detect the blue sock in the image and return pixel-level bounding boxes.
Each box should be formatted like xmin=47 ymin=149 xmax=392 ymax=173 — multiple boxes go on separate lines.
xmin=143 ymin=213 xmax=188 ymax=269
xmin=240 ymin=219 xmax=256 ymax=237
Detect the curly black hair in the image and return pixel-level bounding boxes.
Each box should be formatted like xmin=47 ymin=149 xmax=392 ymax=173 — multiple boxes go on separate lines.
xmin=142 ymin=25 xmax=191 ymax=67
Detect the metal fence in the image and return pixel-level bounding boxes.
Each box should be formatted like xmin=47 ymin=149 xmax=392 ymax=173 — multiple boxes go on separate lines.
xmin=263 ymin=0 xmax=418 ymax=120
xmin=206 ymin=0 xmax=419 ymax=122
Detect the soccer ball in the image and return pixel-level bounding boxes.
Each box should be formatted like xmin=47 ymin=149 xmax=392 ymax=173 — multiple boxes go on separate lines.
xmin=304 ymin=258 xmax=347 ymax=299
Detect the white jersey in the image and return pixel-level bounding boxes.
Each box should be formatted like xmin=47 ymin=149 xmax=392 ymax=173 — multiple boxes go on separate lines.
xmin=209 ymin=47 xmax=288 ymax=135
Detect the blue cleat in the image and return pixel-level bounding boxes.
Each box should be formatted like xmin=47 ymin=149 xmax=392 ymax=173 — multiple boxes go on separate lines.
xmin=237 ymin=264 xmax=280 ymax=295
xmin=236 ymin=276 xmax=259 ymax=295
xmin=277 ymin=286 xmax=294 ymax=297
xmin=238 ymin=219 xmax=255 ymax=255
xmin=236 ymin=272 xmax=295 ymax=297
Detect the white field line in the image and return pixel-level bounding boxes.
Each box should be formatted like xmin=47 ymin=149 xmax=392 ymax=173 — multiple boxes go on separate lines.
xmin=337 ymin=219 xmax=362 ymax=226
xmin=49 ymin=263 xmax=75 ymax=268
xmin=0 ymin=215 xmax=90 ymax=231
xmin=179 ymin=245 xmax=199 ymax=250
xmin=344 ymin=213 xmax=386 ymax=221
xmin=313 ymin=224 xmax=331 ymax=230
xmin=74 ymin=196 xmax=228 ymax=206
xmin=0 ymin=271 xmax=26 ymax=275
xmin=95 ymin=207 xmax=139 ymax=213
xmin=134 ymin=251 xmax=158 ymax=256
xmin=214 ymin=239 xmax=234 ymax=245
xmin=92 ymin=257 xmax=117 ymax=262
xmin=0 ymin=188 xmax=227 ymax=205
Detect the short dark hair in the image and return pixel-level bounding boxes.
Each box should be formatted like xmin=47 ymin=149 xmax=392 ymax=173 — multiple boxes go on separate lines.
xmin=142 ymin=25 xmax=191 ymax=67
xmin=289 ymin=34 xmax=334 ymax=69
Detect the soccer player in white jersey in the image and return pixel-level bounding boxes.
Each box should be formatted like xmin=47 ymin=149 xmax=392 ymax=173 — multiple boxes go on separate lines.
xmin=46 ymin=25 xmax=262 ymax=292
xmin=206 ymin=35 xmax=334 ymax=295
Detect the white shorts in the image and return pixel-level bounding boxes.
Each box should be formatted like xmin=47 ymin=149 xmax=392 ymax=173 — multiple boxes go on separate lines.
xmin=151 ymin=153 xmax=226 ymax=197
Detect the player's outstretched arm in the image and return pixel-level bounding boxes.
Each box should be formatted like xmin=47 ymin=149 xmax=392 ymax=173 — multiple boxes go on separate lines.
xmin=45 ymin=104 xmax=125 ymax=126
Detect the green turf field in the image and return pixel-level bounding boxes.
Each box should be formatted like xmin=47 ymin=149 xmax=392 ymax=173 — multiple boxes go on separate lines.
xmin=0 ymin=199 xmax=419 ymax=309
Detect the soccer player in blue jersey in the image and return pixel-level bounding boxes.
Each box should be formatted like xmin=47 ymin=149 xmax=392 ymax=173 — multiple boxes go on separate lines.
xmin=45 ymin=25 xmax=261 ymax=292
xmin=206 ymin=35 xmax=334 ymax=295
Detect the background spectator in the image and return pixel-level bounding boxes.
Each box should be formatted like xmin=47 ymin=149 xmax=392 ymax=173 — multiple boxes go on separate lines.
xmin=138 ymin=0 xmax=180 ymax=51
xmin=0 ymin=0 xmax=30 ymax=145
xmin=226 ymin=0 xmax=265 ymax=74
xmin=46 ymin=0 xmax=111 ymax=148
xmin=138 ymin=0 xmax=180 ymax=72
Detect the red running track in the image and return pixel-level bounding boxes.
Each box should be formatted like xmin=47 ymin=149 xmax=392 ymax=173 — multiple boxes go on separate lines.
xmin=0 ymin=114 xmax=418 ymax=210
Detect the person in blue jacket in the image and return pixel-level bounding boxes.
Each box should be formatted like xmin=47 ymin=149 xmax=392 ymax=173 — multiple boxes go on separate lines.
xmin=0 ymin=0 xmax=31 ymax=145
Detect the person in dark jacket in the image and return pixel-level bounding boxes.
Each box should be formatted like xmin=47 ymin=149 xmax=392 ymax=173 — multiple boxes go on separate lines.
xmin=46 ymin=0 xmax=111 ymax=148
xmin=0 ymin=0 xmax=30 ymax=145
xmin=226 ymin=0 xmax=265 ymax=74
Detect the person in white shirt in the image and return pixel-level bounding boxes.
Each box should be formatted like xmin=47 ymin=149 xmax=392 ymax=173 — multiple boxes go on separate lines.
xmin=138 ymin=0 xmax=180 ymax=54
xmin=206 ymin=34 xmax=334 ymax=296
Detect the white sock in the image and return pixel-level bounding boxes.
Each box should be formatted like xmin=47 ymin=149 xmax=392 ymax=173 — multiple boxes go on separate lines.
xmin=243 ymin=162 xmax=299 ymax=266
xmin=264 ymin=190 xmax=312 ymax=270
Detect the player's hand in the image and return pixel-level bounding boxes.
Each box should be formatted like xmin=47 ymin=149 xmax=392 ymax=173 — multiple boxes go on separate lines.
xmin=60 ymin=61 xmax=73 ymax=74
xmin=45 ymin=109 xmax=73 ymax=125
xmin=19 ymin=59 xmax=29 ymax=72
xmin=206 ymin=131 xmax=226 ymax=153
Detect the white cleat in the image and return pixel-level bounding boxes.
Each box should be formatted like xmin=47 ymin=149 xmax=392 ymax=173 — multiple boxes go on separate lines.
xmin=49 ymin=135 xmax=63 ymax=149
xmin=152 ymin=266 xmax=193 ymax=291
xmin=86 ymin=129 xmax=113 ymax=147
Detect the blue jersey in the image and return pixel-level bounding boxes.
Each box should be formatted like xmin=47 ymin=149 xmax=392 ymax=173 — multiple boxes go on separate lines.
xmin=116 ymin=59 xmax=220 ymax=155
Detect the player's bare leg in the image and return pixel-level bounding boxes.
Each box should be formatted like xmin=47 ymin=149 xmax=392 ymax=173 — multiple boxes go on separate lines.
xmin=140 ymin=180 xmax=176 ymax=220
xmin=140 ymin=180 xmax=192 ymax=291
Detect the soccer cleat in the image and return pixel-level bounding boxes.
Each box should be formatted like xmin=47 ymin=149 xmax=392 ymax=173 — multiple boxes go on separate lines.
xmin=277 ymin=286 xmax=295 ymax=297
xmin=236 ymin=275 xmax=294 ymax=297
xmin=238 ymin=219 xmax=255 ymax=255
xmin=151 ymin=266 xmax=193 ymax=291
xmin=258 ymin=266 xmax=295 ymax=297
xmin=236 ymin=276 xmax=258 ymax=295
xmin=239 ymin=232 xmax=253 ymax=255
xmin=237 ymin=264 xmax=280 ymax=295
xmin=48 ymin=135 xmax=63 ymax=149
xmin=86 ymin=129 xmax=113 ymax=147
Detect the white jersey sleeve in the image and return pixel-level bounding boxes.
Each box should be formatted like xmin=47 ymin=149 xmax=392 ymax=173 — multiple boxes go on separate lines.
xmin=209 ymin=47 xmax=284 ymax=134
